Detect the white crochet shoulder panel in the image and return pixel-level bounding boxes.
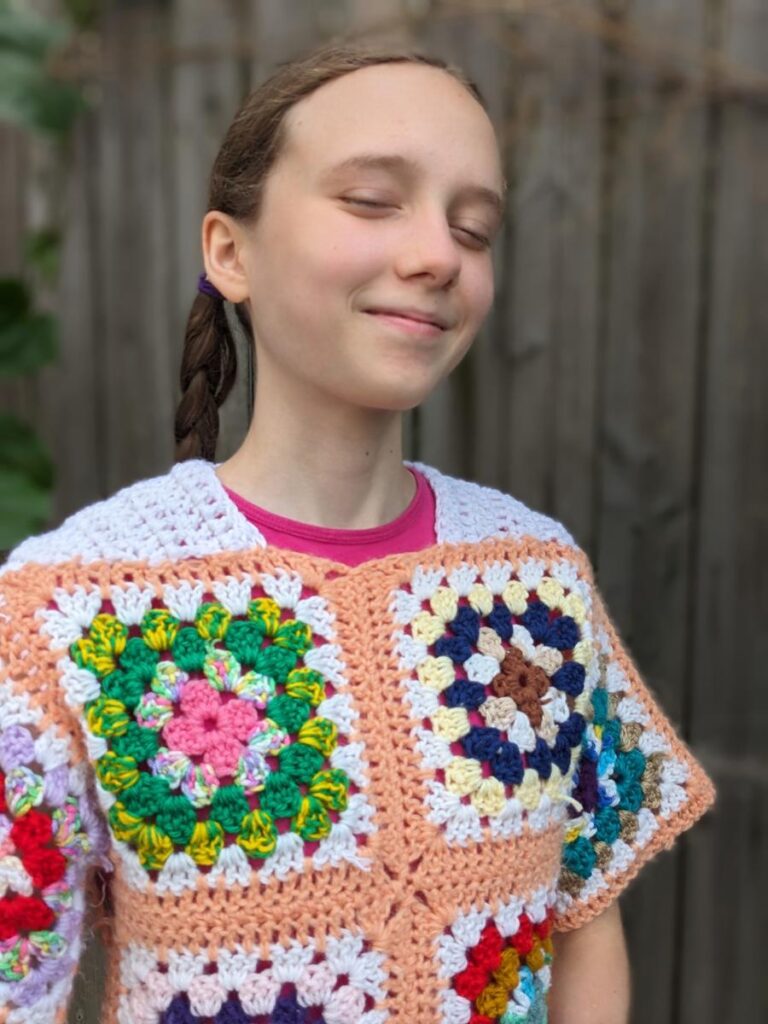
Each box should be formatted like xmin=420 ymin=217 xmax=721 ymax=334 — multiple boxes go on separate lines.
xmin=0 ymin=460 xmax=265 ymax=578
xmin=409 ymin=460 xmax=576 ymax=548
xmin=0 ymin=459 xmax=575 ymax=577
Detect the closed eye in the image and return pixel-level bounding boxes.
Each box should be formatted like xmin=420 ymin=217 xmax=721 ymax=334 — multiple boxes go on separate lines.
xmin=460 ymin=229 xmax=491 ymax=249
xmin=341 ymin=197 xmax=491 ymax=249
xmin=341 ymin=197 xmax=391 ymax=209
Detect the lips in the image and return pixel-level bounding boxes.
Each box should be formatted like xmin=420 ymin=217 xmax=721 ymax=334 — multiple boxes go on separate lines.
xmin=365 ymin=307 xmax=448 ymax=330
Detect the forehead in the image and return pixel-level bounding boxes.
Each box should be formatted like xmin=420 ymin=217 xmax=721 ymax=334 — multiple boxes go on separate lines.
xmin=280 ymin=62 xmax=503 ymax=189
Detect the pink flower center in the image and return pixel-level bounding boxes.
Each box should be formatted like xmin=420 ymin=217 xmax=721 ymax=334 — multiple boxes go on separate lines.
xmin=162 ymin=680 xmax=261 ymax=778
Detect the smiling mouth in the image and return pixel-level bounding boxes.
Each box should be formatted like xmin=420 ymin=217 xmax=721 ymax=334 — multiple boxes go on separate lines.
xmin=364 ymin=310 xmax=446 ymax=335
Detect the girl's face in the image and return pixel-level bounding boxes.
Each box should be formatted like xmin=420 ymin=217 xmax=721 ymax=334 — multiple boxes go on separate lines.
xmin=241 ymin=62 xmax=505 ymax=411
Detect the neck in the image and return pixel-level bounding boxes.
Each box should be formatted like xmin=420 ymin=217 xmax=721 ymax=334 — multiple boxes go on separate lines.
xmin=214 ymin=366 xmax=415 ymax=530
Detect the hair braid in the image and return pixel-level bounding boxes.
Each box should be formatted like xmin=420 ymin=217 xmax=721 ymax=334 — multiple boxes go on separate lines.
xmin=174 ymin=293 xmax=238 ymax=462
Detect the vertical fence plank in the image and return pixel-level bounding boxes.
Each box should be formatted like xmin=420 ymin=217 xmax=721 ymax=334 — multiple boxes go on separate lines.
xmin=590 ymin=4 xmax=711 ymax=1021
xmin=94 ymin=2 xmax=177 ymax=494
xmin=502 ymin=2 xmax=603 ymax=545
xmin=680 ymin=0 xmax=768 ymax=1019
xmin=0 ymin=126 xmax=26 ymax=274
xmin=35 ymin=117 xmax=106 ymax=521
xmin=0 ymin=126 xmax=35 ymax=464
xmin=0 ymin=120 xmax=104 ymax=529
xmin=494 ymin=4 xmax=602 ymax=545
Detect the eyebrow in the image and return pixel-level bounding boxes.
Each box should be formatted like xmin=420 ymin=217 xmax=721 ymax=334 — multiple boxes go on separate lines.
xmin=321 ymin=152 xmax=506 ymax=219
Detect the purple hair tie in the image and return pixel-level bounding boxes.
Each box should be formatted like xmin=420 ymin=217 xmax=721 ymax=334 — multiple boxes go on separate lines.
xmin=197 ymin=272 xmax=224 ymax=300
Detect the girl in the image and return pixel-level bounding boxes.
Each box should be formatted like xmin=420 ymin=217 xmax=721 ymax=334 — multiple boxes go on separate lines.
xmin=0 ymin=43 xmax=714 ymax=1024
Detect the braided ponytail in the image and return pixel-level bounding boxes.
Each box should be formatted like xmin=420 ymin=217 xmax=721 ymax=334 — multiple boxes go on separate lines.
xmin=174 ymin=291 xmax=239 ymax=462
xmin=173 ymin=41 xmax=486 ymax=463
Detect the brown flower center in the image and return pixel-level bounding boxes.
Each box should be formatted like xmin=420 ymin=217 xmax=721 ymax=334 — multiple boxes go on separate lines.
xmin=490 ymin=647 xmax=550 ymax=728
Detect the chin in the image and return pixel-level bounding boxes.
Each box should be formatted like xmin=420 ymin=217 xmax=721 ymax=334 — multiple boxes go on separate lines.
xmin=354 ymin=376 xmax=438 ymax=412
xmin=336 ymin=388 xmax=426 ymax=414
xmin=328 ymin=360 xmax=449 ymax=412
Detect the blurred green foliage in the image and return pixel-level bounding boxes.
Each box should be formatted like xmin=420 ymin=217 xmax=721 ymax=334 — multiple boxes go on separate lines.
xmin=0 ymin=3 xmax=85 ymax=135
xmin=0 ymin=278 xmax=58 ymax=375
xmin=0 ymin=415 xmax=55 ymax=549
xmin=0 ymin=0 xmax=93 ymax=550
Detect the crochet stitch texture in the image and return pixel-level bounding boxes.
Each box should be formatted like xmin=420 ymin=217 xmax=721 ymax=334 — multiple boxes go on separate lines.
xmin=0 ymin=459 xmax=715 ymax=1024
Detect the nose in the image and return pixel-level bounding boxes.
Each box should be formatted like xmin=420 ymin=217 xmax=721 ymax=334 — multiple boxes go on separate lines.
xmin=394 ymin=205 xmax=462 ymax=288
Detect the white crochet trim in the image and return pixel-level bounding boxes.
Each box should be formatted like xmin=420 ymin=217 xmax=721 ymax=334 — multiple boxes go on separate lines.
xmin=0 ymin=459 xmax=264 ymax=577
xmin=409 ymin=461 xmax=575 ymax=547
xmin=1 ymin=460 xmax=576 ymax=577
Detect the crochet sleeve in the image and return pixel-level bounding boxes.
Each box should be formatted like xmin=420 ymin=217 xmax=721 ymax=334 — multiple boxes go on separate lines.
xmin=555 ymin=583 xmax=715 ymax=930
xmin=0 ymin=578 xmax=110 ymax=1024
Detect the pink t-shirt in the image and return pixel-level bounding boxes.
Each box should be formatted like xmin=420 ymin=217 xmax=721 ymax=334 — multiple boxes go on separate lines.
xmin=221 ymin=466 xmax=437 ymax=566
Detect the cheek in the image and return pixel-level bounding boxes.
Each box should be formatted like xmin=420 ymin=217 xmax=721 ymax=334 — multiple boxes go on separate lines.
xmin=276 ymin=199 xmax=387 ymax=287
xmin=305 ymin=221 xmax=390 ymax=292
xmin=464 ymin=260 xmax=495 ymax=322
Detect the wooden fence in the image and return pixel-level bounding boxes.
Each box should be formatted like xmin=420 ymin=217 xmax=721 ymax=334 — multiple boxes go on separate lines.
xmin=1 ymin=0 xmax=766 ymax=1021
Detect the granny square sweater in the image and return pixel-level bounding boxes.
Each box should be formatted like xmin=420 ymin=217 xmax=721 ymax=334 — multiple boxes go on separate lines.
xmin=0 ymin=459 xmax=715 ymax=1024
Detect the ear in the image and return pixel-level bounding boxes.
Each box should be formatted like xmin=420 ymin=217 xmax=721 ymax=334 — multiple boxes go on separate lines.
xmin=201 ymin=211 xmax=251 ymax=303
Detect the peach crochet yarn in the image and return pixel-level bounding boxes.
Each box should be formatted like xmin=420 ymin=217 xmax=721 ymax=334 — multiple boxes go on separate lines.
xmin=0 ymin=460 xmax=715 ymax=1024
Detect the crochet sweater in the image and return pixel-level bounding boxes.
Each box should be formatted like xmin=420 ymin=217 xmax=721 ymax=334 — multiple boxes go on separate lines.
xmin=0 ymin=459 xmax=715 ymax=1024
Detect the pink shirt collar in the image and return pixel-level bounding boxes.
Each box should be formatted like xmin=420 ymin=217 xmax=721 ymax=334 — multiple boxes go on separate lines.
xmin=221 ymin=466 xmax=436 ymax=567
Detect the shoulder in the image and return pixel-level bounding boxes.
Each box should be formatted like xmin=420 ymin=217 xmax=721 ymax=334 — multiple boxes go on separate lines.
xmin=409 ymin=460 xmax=578 ymax=548
xmin=0 ymin=459 xmax=263 ymax=578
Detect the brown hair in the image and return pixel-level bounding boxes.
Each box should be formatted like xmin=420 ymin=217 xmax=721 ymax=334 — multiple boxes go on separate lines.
xmin=173 ymin=41 xmax=488 ymax=463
